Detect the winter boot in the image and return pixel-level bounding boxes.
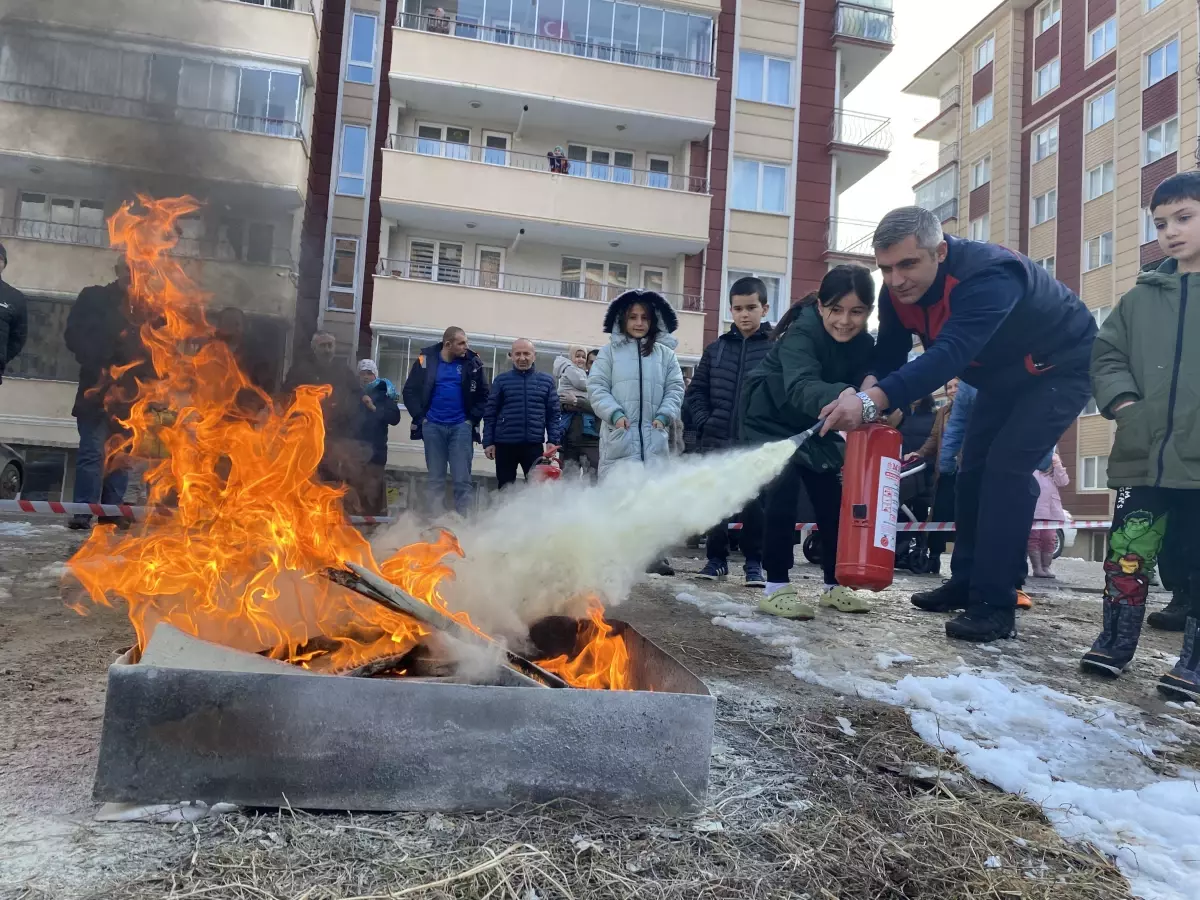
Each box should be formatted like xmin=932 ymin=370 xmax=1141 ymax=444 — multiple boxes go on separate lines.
xmin=1081 ymin=600 xmax=1146 ymax=677
xmin=1147 ymin=593 xmax=1189 ymax=633
xmin=697 ymin=559 xmax=728 ymax=581
xmin=911 ymin=579 xmax=970 ymax=613
xmin=1158 ymin=616 xmax=1200 ymax=702
xmin=945 ymin=604 xmax=1016 ymax=642
xmin=744 ymin=560 xmax=766 ymax=588
xmin=68 ymin=514 xmax=92 ymax=531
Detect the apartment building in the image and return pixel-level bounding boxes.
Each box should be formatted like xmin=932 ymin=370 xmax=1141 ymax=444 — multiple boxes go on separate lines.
xmin=0 ymin=0 xmax=321 ymax=489
xmin=310 ymin=0 xmax=895 ymax=472
xmin=905 ymin=0 xmax=1198 ymax=559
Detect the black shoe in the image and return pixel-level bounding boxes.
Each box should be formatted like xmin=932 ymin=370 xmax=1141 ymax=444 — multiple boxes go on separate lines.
xmin=1158 ymin=616 xmax=1200 ymax=702
xmin=1080 ymin=649 xmax=1131 ymax=677
xmin=646 ymin=558 xmax=674 ymax=577
xmin=67 ymin=514 xmax=92 ymax=531
xmin=697 ymin=559 xmax=728 ymax=581
xmin=1148 ymin=593 xmax=1188 ymax=633
xmin=97 ymin=515 xmax=132 ymax=532
xmin=744 ymin=561 xmax=766 ymax=588
xmin=911 ymin=580 xmax=970 ymax=613
xmin=945 ymin=604 xmax=1016 ymax=642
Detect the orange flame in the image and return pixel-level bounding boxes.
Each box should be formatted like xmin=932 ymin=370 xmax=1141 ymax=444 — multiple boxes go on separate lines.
xmin=66 ymin=196 xmax=629 ymax=687
xmin=539 ymin=606 xmax=631 ymax=691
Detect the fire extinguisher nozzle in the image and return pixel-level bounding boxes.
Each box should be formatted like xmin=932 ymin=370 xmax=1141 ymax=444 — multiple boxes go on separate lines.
xmin=788 ymin=419 xmax=826 ymax=449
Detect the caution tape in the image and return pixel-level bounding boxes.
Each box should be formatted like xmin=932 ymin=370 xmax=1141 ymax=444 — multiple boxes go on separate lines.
xmin=0 ymin=499 xmax=393 ymax=526
xmin=729 ymin=519 xmax=1112 ymax=532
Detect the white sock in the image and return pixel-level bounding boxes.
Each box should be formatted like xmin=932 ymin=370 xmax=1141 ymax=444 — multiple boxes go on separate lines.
xmin=765 ymin=581 xmax=789 ymax=596
xmin=824 ymin=583 xmax=838 ymax=592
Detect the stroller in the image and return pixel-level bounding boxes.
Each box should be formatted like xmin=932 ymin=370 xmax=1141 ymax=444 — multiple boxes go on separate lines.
xmin=801 ymin=458 xmax=938 ymax=574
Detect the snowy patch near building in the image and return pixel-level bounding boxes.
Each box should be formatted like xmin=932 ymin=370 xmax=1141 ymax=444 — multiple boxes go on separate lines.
xmin=0 ymin=521 xmax=44 ymax=538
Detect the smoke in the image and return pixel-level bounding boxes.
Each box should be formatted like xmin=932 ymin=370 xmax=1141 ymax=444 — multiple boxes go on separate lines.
xmin=372 ymin=439 xmax=800 ymax=640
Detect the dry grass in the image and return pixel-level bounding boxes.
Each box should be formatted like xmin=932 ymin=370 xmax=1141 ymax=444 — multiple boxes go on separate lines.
xmin=35 ymin=698 xmax=1130 ymax=900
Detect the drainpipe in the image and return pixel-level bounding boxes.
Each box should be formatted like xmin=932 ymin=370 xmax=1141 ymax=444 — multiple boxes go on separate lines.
xmin=510 ymin=227 xmax=525 ymax=254
xmin=515 ymin=104 xmax=529 ymax=140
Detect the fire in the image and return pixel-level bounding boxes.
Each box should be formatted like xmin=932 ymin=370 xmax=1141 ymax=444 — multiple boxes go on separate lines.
xmin=67 ymin=196 xmax=630 ymax=688
xmin=539 ymin=606 xmax=631 ymax=691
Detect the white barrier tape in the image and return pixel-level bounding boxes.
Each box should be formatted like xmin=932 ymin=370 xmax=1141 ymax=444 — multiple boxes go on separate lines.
xmin=0 ymin=499 xmax=393 ymax=526
xmin=729 ymin=520 xmax=1112 ymax=532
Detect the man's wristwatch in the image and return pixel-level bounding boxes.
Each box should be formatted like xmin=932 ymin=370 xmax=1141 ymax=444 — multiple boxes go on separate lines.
xmin=856 ymin=391 xmax=880 ymax=424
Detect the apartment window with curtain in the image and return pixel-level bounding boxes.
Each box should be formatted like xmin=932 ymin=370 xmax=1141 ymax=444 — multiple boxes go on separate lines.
xmin=1036 ymin=0 xmax=1061 ymax=34
xmin=560 ymin=257 xmax=629 ymax=301
xmin=1033 ymin=122 xmax=1058 ymax=161
xmin=973 ymin=94 xmax=993 ymax=130
xmin=1089 ymin=18 xmax=1115 ymax=63
xmin=337 ymin=123 xmax=369 ymax=196
xmin=737 ymin=51 xmax=793 ymax=105
xmin=1146 ymin=39 xmax=1179 ymax=87
xmin=1145 ymin=118 xmax=1179 ymax=164
xmin=1087 ymin=89 xmax=1115 ymax=131
xmin=970 ymin=156 xmax=991 ymax=189
xmin=409 ymin=239 xmax=464 ymax=283
xmin=346 ymin=14 xmax=378 ymax=84
xmin=1086 ymin=161 xmax=1115 ymax=200
xmin=731 ymin=158 xmax=788 ymax=213
xmin=1034 ymin=58 xmax=1060 ymax=99
xmin=974 ymin=35 xmax=994 ymax=71
xmin=326 ymin=237 xmax=359 ymax=311
xmin=1032 ymin=189 xmax=1057 ymax=226
xmin=1084 ymin=233 xmax=1114 ymax=271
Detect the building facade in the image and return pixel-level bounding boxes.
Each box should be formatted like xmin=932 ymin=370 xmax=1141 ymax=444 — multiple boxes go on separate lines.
xmin=905 ymin=0 xmax=1198 ymax=559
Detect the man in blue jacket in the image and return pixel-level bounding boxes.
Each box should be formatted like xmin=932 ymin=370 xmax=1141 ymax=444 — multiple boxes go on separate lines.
xmin=402 ymin=326 xmax=490 ymax=516
xmin=820 ymin=206 xmax=1095 ymax=642
xmin=483 ymin=338 xmax=562 ymax=488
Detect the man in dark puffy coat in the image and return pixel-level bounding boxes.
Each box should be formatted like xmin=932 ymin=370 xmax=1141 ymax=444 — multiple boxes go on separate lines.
xmin=483 ymin=338 xmax=562 ymax=489
xmin=685 ymin=276 xmax=773 ymax=585
xmin=0 ymin=242 xmax=28 ymax=384
xmin=355 ymin=359 xmax=402 ymax=515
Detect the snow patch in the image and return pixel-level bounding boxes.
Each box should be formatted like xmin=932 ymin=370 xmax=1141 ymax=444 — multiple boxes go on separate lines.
xmin=874 ymin=650 xmax=914 ymax=670
xmin=0 ymin=521 xmax=43 ymax=537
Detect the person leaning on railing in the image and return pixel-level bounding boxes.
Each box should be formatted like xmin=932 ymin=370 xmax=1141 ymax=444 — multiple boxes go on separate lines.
xmin=427 ymin=7 xmax=450 ymax=33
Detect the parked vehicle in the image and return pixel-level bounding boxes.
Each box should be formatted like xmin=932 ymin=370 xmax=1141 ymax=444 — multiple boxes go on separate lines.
xmin=0 ymin=442 xmax=23 ymax=499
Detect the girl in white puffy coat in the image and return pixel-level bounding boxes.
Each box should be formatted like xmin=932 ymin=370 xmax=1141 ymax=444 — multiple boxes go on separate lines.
xmin=587 ymin=290 xmax=685 ymax=480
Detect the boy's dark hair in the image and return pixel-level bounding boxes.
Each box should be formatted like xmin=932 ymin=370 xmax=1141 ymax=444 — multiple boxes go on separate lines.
xmin=729 ymin=276 xmax=769 ymax=308
xmin=1150 ymin=171 xmax=1200 ymax=211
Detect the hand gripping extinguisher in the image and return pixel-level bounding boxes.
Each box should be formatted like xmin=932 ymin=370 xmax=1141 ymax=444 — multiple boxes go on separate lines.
xmin=835 ymin=424 xmax=903 ymax=591
xmin=529 ymin=450 xmax=563 ymax=484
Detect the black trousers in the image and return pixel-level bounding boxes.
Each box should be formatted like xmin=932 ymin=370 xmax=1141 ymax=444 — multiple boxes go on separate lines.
xmin=763 ymin=453 xmax=842 ymax=585
xmin=495 ymin=442 xmax=543 ymax=488
xmin=928 ymin=473 xmax=957 ymax=557
xmin=706 ymin=495 xmax=765 ymax=564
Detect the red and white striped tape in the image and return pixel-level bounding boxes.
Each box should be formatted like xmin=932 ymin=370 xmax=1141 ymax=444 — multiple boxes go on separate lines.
xmin=729 ymin=519 xmax=1112 ymax=532
xmin=0 ymin=499 xmax=393 ymax=526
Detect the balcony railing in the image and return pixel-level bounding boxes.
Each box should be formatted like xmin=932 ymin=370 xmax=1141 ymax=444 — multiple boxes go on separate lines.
xmin=932 ymin=198 xmax=959 ymax=222
xmin=0 ymin=217 xmax=294 ymax=267
xmin=830 ymin=110 xmax=893 ymax=152
xmin=396 ymin=11 xmax=715 ymax=78
xmin=826 ymin=219 xmax=876 ymax=257
xmin=233 ymin=0 xmax=313 ymax=11
xmin=377 ymin=258 xmax=704 ymax=312
xmin=834 ymin=2 xmax=895 ymax=44
xmin=386 ymin=134 xmax=707 ymax=193
xmin=939 ymin=85 xmax=961 ymax=111
xmin=0 ymin=81 xmax=304 ymax=141
xmin=938 ymin=142 xmax=959 ymax=168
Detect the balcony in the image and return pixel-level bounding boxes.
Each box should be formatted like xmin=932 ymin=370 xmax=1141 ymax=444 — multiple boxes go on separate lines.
xmin=372 ymin=262 xmax=707 ymax=358
xmin=824 ymin=219 xmax=877 ymax=266
xmin=938 ymin=141 xmax=959 ymax=169
xmin=834 ymin=1 xmax=894 ymax=95
xmin=391 ymin=9 xmax=717 ymax=145
xmin=829 ymin=110 xmax=892 ymax=192
xmin=932 ymin=198 xmax=958 ymax=223
xmin=380 ymin=135 xmax=711 ymax=256
xmin=915 ymin=86 xmax=960 ymax=142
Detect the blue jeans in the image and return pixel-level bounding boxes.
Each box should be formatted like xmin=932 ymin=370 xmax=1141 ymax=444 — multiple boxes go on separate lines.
xmin=423 ymin=420 xmax=474 ymax=516
xmin=73 ymin=416 xmax=130 ymax=509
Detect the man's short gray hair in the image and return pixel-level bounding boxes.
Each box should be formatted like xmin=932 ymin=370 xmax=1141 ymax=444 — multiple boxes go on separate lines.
xmin=310 ymin=330 xmax=336 ymax=346
xmin=873 ymin=206 xmax=944 ymax=253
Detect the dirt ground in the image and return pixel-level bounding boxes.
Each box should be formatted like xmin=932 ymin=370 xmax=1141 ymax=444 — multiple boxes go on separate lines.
xmin=1 ymin=520 xmax=1191 ymax=898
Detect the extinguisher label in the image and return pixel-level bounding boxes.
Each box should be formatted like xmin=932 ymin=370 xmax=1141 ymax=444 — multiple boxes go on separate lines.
xmin=874 ymin=457 xmax=902 ymax=551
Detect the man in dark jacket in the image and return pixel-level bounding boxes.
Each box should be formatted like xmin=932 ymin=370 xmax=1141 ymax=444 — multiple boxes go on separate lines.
xmin=64 ymin=258 xmax=147 ymax=529
xmin=820 ymin=206 xmax=1096 ymax=642
xmin=355 ymin=359 xmax=402 ymax=515
xmin=402 ymin=326 xmax=489 ymax=516
xmin=0 ymin=242 xmax=28 ymax=384
xmin=483 ymin=338 xmax=562 ymax=489
xmin=686 ymin=276 xmax=773 ymax=585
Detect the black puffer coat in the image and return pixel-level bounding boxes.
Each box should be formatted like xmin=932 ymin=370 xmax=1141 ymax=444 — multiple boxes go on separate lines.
xmin=684 ymin=323 xmax=773 ymax=451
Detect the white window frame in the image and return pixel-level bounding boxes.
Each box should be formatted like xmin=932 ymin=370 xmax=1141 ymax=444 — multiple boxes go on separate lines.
xmin=408 ymin=237 xmax=465 ymax=284
xmin=736 ymin=50 xmax=794 ymax=106
xmin=326 ymin=236 xmax=360 ymax=312
xmin=640 ymin=265 xmax=669 ymax=293
xmin=566 ymin=143 xmax=637 ymax=184
xmin=336 ymin=123 xmax=369 ymax=196
xmin=1088 ymin=18 xmax=1116 ymax=63
xmin=1082 ymin=397 xmax=1100 ymax=417
xmin=1087 ymin=89 xmax=1115 ymax=131
xmin=1034 ymin=58 xmax=1061 ymax=100
xmin=969 ymin=214 xmax=989 ymax=242
xmin=1147 ymin=0 xmax=1166 ymax=9
xmin=1085 ymin=161 xmax=1115 ymax=201
xmin=1036 ymin=0 xmax=1061 ymax=35
xmin=1146 ymin=38 xmax=1179 ymax=87
xmin=970 ymin=155 xmax=991 ymax=190
xmin=973 ymin=94 xmax=994 ymax=130
xmin=1035 ymin=256 xmax=1056 ymax=278
xmin=1144 ymin=117 xmax=1179 ymax=164
xmin=1033 ymin=122 xmax=1059 ymax=162
xmin=1143 ymin=208 xmax=1158 ymax=244
xmin=647 ymin=155 xmax=673 ymax=189
xmin=1084 ymin=233 xmax=1114 ymax=271
xmin=1092 ymin=305 xmax=1112 ymax=327
xmin=1080 ymin=455 xmax=1109 ymax=492
xmin=416 ymin=122 xmax=472 ymax=159
xmin=731 ymin=157 xmax=789 ymax=214
xmin=560 ymin=256 xmax=630 ymax=302
xmin=1032 ymin=189 xmax=1058 ymax=226
xmin=346 ymin=13 xmax=378 ymax=84
xmin=481 ymin=130 xmax=511 ymax=166
xmin=974 ymin=35 xmax=994 ymax=72
xmin=474 ymin=245 xmax=506 ymax=289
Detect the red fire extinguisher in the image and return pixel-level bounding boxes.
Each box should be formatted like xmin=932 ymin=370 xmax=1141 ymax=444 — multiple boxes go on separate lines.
xmin=835 ymin=424 xmax=903 ymax=591
xmin=529 ymin=451 xmax=563 ymax=484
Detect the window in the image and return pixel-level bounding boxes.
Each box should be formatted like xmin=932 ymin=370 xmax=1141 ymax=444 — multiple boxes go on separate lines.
xmin=1036 ymin=256 xmax=1056 ymax=278
xmin=326 ymin=238 xmax=358 ymax=311
xmin=1036 ymin=0 xmax=1061 ymax=34
xmin=1145 ymin=118 xmax=1179 ymax=164
xmin=567 ymin=144 xmax=635 ymax=184
xmin=1080 ymin=455 xmax=1109 ymax=491
xmin=970 ymin=156 xmax=991 ymax=190
xmin=1086 ymin=161 xmax=1115 ymax=200
xmin=974 ymin=35 xmax=994 ymax=72
xmin=1033 ymin=122 xmax=1059 ymax=161
xmin=217 ymin=219 xmax=277 ymax=264
xmin=737 ymin=51 xmax=793 ymax=105
xmin=346 ymin=14 xmax=377 ymax=83
xmin=476 ymin=246 xmax=505 ymax=289
xmin=1084 ymin=233 xmax=1114 ymax=271
xmin=915 ymin=167 xmax=957 ymax=210
xmin=969 ymin=215 xmax=989 ymax=242
xmin=409 ymin=239 xmax=464 ymax=284
xmin=337 ymin=124 xmax=368 ymax=196
xmin=1033 ymin=189 xmax=1058 ymax=225
xmin=1034 ymin=58 xmax=1060 ymax=99
xmin=482 ymin=131 xmax=510 ymax=166
xmin=1143 ymin=208 xmax=1158 ymax=243
xmin=727 ymin=270 xmax=783 ymax=322
xmin=1147 ymin=0 xmax=1166 ymax=9
xmin=417 ymin=123 xmax=470 ymax=159
xmin=973 ymin=94 xmax=993 ymax=129
xmin=1146 ymin=39 xmax=1179 ymax=87
xmin=1087 ymin=89 xmax=1115 ymax=131
xmin=1089 ymin=18 xmax=1116 ymax=62
xmin=15 ymin=192 xmax=106 ymax=245
xmin=1082 ymin=397 xmax=1100 ymax=416
xmin=1092 ymin=305 xmax=1112 ymax=326
xmin=560 ymin=257 xmax=629 ymax=301
xmin=648 ymin=156 xmax=671 ymax=189
xmin=641 ymin=266 xmax=668 ymax=293
xmin=731 ymin=158 xmax=788 ymax=213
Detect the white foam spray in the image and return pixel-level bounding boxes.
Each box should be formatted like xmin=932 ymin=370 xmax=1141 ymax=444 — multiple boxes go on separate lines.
xmin=372 ymin=438 xmax=800 ymax=638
